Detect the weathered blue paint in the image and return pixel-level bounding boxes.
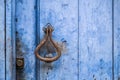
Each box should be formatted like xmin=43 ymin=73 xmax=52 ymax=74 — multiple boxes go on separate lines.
xmin=114 ymin=0 xmax=120 ymax=80
xmin=79 ymin=0 xmax=112 ymax=80
xmin=15 ymin=0 xmax=36 ymax=79
xmin=1 ymin=0 xmax=120 ymax=80
xmin=39 ymin=0 xmax=78 ymax=80
xmin=0 ymin=0 xmax=5 ymax=80
xmin=6 ymin=0 xmax=16 ymax=80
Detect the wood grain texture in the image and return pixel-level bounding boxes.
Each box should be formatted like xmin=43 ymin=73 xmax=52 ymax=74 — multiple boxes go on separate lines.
xmin=15 ymin=0 xmax=36 ymax=79
xmin=39 ymin=0 xmax=78 ymax=80
xmin=0 ymin=0 xmax=5 ymax=80
xmin=114 ymin=0 xmax=120 ymax=80
xmin=79 ymin=0 xmax=112 ymax=80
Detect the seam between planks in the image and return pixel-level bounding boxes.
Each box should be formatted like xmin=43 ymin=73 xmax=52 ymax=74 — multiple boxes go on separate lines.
xmin=78 ymin=0 xmax=80 ymax=80
xmin=36 ymin=0 xmax=40 ymax=79
xmin=11 ymin=0 xmax=16 ymax=79
xmin=112 ymin=0 xmax=114 ymax=80
xmin=4 ymin=0 xmax=6 ymax=80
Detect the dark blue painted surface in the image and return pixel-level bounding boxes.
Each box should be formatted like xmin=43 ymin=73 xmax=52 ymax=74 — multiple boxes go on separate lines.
xmin=0 ymin=0 xmax=120 ymax=80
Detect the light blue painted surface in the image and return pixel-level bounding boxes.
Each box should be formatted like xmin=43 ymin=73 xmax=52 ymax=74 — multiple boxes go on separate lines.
xmin=79 ymin=0 xmax=112 ymax=80
xmin=15 ymin=0 xmax=36 ymax=79
xmin=6 ymin=0 xmax=16 ymax=80
xmin=0 ymin=0 xmax=5 ymax=80
xmin=1 ymin=0 xmax=120 ymax=80
xmin=114 ymin=0 xmax=120 ymax=80
xmin=39 ymin=0 xmax=78 ymax=80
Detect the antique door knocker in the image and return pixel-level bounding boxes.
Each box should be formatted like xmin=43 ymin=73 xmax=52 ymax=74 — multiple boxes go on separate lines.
xmin=35 ymin=23 xmax=61 ymax=62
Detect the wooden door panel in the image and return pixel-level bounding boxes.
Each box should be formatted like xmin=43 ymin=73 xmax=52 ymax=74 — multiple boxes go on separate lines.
xmin=79 ymin=0 xmax=113 ymax=79
xmin=1 ymin=0 xmax=120 ymax=80
xmin=15 ymin=0 xmax=36 ymax=79
xmin=38 ymin=0 xmax=79 ymax=80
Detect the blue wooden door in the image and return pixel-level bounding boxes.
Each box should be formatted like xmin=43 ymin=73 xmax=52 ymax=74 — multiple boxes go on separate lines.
xmin=0 ymin=0 xmax=120 ymax=80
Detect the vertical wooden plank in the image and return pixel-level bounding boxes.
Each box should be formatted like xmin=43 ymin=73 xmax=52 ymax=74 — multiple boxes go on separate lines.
xmin=114 ymin=0 xmax=120 ymax=80
xmin=79 ymin=0 xmax=112 ymax=80
xmin=15 ymin=0 xmax=36 ymax=79
xmin=39 ymin=0 xmax=78 ymax=80
xmin=6 ymin=0 xmax=16 ymax=80
xmin=0 ymin=0 xmax=5 ymax=80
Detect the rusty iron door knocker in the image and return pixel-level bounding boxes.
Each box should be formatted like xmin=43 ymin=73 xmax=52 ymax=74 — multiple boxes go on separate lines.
xmin=35 ymin=23 xmax=61 ymax=62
